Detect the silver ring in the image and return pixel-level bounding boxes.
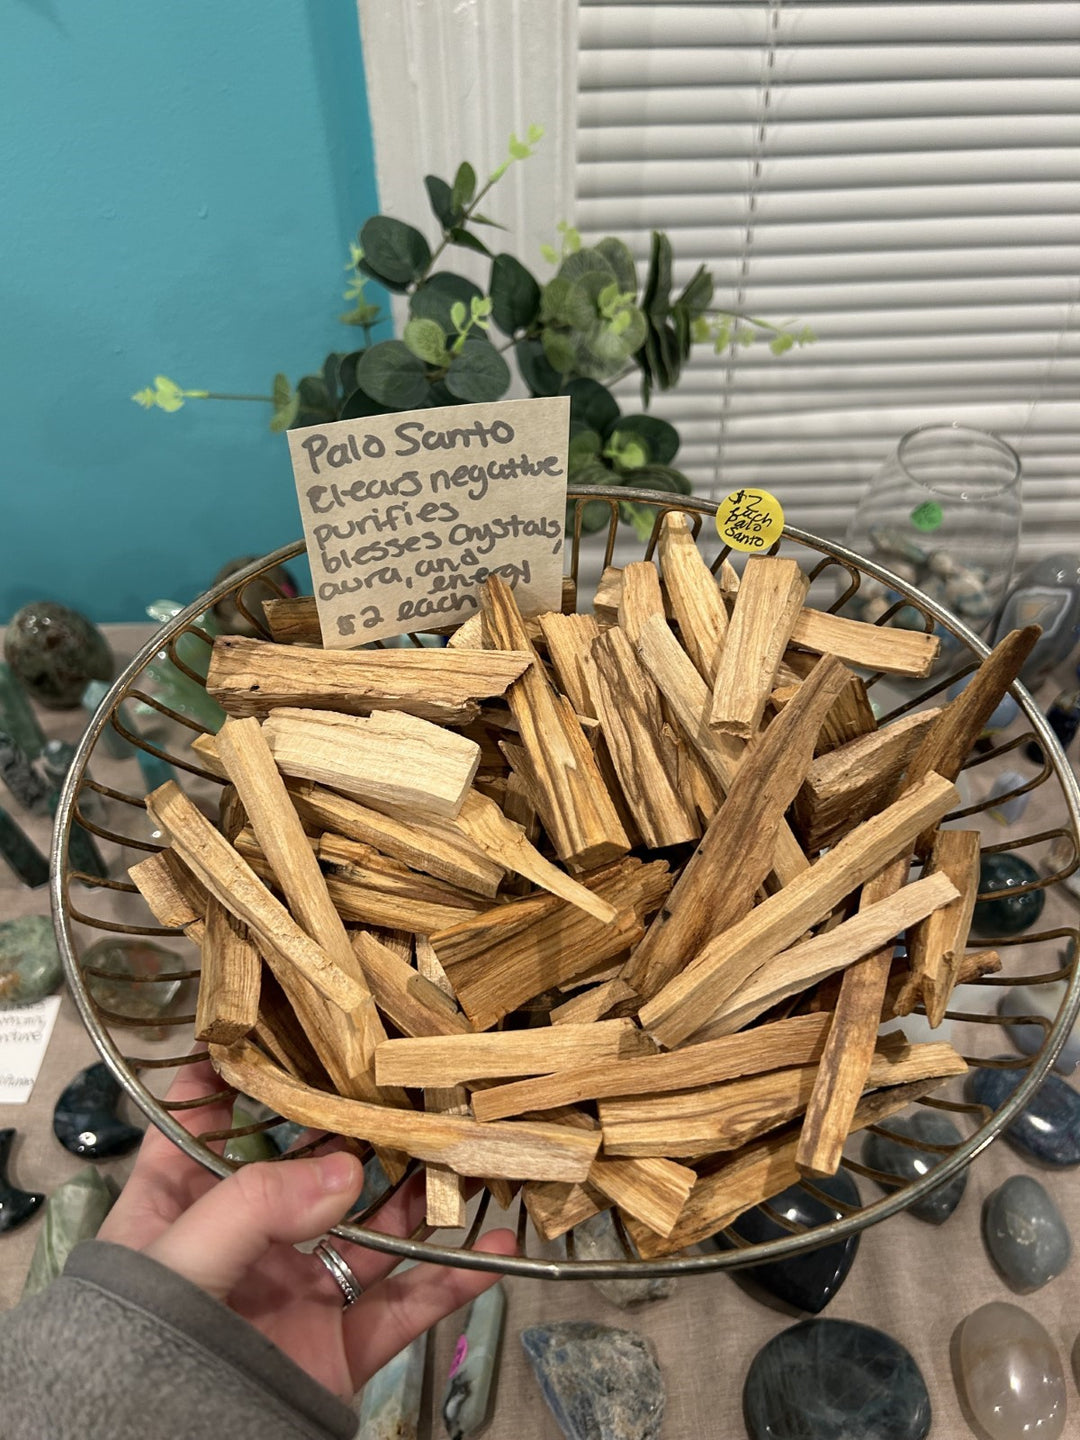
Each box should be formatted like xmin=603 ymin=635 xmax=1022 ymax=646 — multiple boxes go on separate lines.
xmin=313 ymin=1240 xmax=363 ymax=1308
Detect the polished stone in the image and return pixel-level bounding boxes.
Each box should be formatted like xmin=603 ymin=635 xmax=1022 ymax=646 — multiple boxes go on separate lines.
xmin=862 ymin=1110 xmax=968 ymax=1223
xmin=0 ymin=727 xmax=52 ymax=814
xmin=22 ymin=1166 xmax=118 ymax=1298
xmin=572 ymin=1210 xmax=675 ymax=1309
xmin=994 ymin=553 xmax=1080 ymax=686
xmin=969 ymin=1066 xmax=1080 ymax=1167
xmin=52 ymin=1061 xmax=144 ymax=1159
xmin=0 ymin=1128 xmax=44 ymax=1234
xmin=442 ymin=1283 xmax=505 ymax=1440
xmin=721 ymin=1170 xmax=861 ymax=1314
xmin=1000 ymin=981 xmax=1080 ymax=1075
xmin=81 ymin=937 xmax=186 ymax=1039
xmin=521 ymin=1321 xmax=665 ymax=1440
xmin=983 ymin=1175 xmax=1070 ymax=1293
xmin=144 ymin=600 xmax=226 ymax=732
xmin=0 ymin=915 xmax=62 ymax=1006
xmin=358 ymin=1331 xmax=426 ymax=1440
xmin=0 ymin=805 xmax=49 ymax=888
xmin=223 ymin=1105 xmax=278 ymax=1166
xmin=4 ymin=602 xmax=113 ymax=710
xmin=0 ymin=662 xmax=46 ymax=760
xmin=972 ymin=854 xmax=1045 ymax=940
xmin=958 ymin=1301 xmax=1066 ymax=1440
xmin=743 ymin=1318 xmax=931 ymax=1440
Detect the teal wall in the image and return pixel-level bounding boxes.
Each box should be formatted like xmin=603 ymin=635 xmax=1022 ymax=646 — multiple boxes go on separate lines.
xmin=1 ymin=1 xmax=385 ymax=621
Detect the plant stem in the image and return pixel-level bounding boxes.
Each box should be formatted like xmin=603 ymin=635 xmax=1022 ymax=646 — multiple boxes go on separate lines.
xmin=421 ymin=171 xmax=501 ymax=280
xmin=203 ymin=392 xmax=273 ymax=403
xmin=705 ymin=309 xmax=786 ymax=335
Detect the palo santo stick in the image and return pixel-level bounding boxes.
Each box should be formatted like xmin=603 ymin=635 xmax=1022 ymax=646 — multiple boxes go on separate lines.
xmin=590 ymin=627 xmax=700 ymax=848
xmin=206 ymin=634 xmax=532 ymax=725
xmin=657 ymin=511 xmax=728 ymax=684
xmin=264 ymin=595 xmax=322 ymax=646
xmin=523 ymin=1181 xmax=606 ymax=1241
xmin=212 ymin=1039 xmax=601 ymax=1182
xmin=375 ymin=1019 xmax=652 ymax=1088
xmin=599 ymin=1039 xmax=967 ymax=1158
xmin=774 ymin=649 xmax=877 ymax=756
xmin=432 ymin=858 xmax=671 ymax=1032
xmin=453 ymin=789 xmax=617 ymax=923
xmin=884 ymin=946 xmax=1000 ymax=1019
xmin=635 ymin=614 xmax=808 ymax=887
xmin=796 ymin=627 xmax=1040 ymax=1177
xmin=694 ymin=871 xmax=960 ymax=1037
xmin=709 ymin=556 xmax=809 ymax=737
xmin=550 ymin=978 xmax=638 ymax=1026
xmin=624 ymin=1077 xmax=950 ymax=1257
xmin=425 ymin=1085 xmax=470 ymax=1227
xmin=471 ymin=1012 xmax=834 ymax=1122
xmin=415 ymin=935 xmax=458 ymax=1003
xmin=623 ymin=655 xmax=849 ymax=1002
xmin=196 ymin=897 xmax=261 ymax=1045
xmin=793 ymin=708 xmax=942 ymax=851
xmin=589 ymin=1155 xmax=696 ymax=1238
xmin=145 ymin=783 xmax=366 ymax=1016
xmin=252 ymin=968 xmax=332 ymax=1090
xmin=129 ymin=848 xmax=209 ymax=943
xmin=288 ymin=780 xmax=503 ymax=898
xmin=638 ymin=772 xmax=958 ymax=1049
xmin=592 ymin=566 xmax=625 ymax=625
xmin=789 ymin=607 xmax=940 ymax=677
xmin=214 ymin=716 xmax=386 ymax=1068
xmin=481 ymin=576 xmax=629 ymax=870
xmin=349 ymin=931 xmax=471 ymax=1039
xmin=898 ymin=829 xmax=981 ymax=1026
xmin=262 ymin=709 xmax=480 ymax=821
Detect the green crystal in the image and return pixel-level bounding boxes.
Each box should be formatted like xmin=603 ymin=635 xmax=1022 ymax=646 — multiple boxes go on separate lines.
xmin=22 ymin=1167 xmax=118 ymax=1298
xmin=0 ymin=663 xmax=46 ymax=760
xmin=224 ymin=1104 xmax=278 ymax=1165
xmin=909 ymin=501 xmax=944 ymax=532
xmin=0 ymin=915 xmax=62 ymax=1006
xmin=0 ymin=806 xmax=49 ymax=889
xmin=81 ymin=937 xmax=188 ymax=1039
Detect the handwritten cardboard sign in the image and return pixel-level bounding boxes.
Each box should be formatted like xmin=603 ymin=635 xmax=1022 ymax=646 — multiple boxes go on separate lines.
xmin=288 ymin=396 xmax=570 ymax=648
xmin=0 ymin=996 xmax=61 ymax=1104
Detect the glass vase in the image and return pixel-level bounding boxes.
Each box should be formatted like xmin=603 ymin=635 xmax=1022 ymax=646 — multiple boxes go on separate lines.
xmin=845 ymin=425 xmax=1022 ymax=650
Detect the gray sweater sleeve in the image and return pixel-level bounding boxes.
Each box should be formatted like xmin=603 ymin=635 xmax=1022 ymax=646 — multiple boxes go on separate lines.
xmin=0 ymin=1241 xmax=357 ymax=1440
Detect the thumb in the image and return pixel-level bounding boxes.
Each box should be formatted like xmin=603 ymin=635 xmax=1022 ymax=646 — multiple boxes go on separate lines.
xmin=142 ymin=1152 xmax=363 ymax=1301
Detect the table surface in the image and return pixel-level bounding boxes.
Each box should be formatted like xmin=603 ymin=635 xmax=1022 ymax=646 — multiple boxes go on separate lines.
xmin=2 ymin=623 xmax=1079 ymax=1440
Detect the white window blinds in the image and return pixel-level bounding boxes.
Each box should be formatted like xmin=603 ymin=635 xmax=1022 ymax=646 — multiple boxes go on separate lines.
xmin=577 ymin=2 xmax=1080 ymax=554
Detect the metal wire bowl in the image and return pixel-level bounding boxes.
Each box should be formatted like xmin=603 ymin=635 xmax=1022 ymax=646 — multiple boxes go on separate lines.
xmin=52 ymin=488 xmax=1080 ymax=1280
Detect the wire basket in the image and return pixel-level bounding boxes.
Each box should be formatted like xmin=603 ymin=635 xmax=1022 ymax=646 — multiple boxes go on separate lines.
xmin=51 ymin=488 xmax=1080 ymax=1281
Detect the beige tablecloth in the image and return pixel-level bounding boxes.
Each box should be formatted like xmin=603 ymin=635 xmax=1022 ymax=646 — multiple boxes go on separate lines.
xmin=1 ymin=624 xmax=1078 ymax=1438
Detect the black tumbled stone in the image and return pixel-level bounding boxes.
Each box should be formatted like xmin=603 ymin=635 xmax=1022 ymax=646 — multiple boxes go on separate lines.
xmin=52 ymin=1061 xmax=143 ymax=1159
xmin=862 ymin=1110 xmax=967 ymax=1223
xmin=743 ymin=1318 xmax=931 ymax=1440
xmin=0 ymin=1129 xmax=44 ymax=1234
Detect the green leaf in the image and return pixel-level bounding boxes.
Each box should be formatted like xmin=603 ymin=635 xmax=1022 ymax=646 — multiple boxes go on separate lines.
xmin=628 ymin=463 xmax=692 ymax=496
xmin=737 ymin=326 xmax=756 ymax=347
xmin=424 ymin=175 xmax=457 ymax=230
xmin=470 ymin=212 xmax=507 ymax=230
xmin=339 ymin=386 xmax=393 ymax=420
xmin=620 ymin=501 xmax=659 ymax=544
xmin=410 ymin=273 xmax=484 ymax=331
xmin=527 ymin=122 xmax=545 ymax=144
xmin=444 ymin=337 xmax=511 ymax=403
xmin=450 ymin=300 xmax=467 ymax=332
xmin=594 ymin=237 xmax=638 ymax=294
xmin=508 ymin=132 xmax=530 ymax=160
xmin=451 ymin=161 xmax=477 ymax=213
xmin=340 ymin=301 xmax=382 ymax=327
xmin=540 ymin=275 xmax=596 ymax=330
xmin=607 ymin=435 xmax=648 ymax=470
xmin=296 ymin=374 xmax=335 ymax=420
xmin=356 ymin=340 xmax=432 ymax=408
xmin=490 ymin=253 xmax=541 ymax=335
xmin=403 ymin=317 xmax=451 ymax=367
xmin=359 ymin=216 xmax=431 ymax=291
xmin=643 ymin=231 xmax=674 ymax=317
xmin=540 ymin=243 xmax=558 ymax=264
xmin=449 ymin=226 xmax=493 ymax=258
xmin=567 ymin=457 xmax=621 ymax=535
xmin=558 ymin=248 xmax=616 ymax=288
xmin=269 ymin=373 xmax=299 ymax=433
xmin=769 ymin=332 xmax=796 ymax=355
xmin=514 ymin=336 xmax=563 ymax=396
xmin=568 ymin=428 xmax=603 ymax=475
xmin=541 ymin=329 xmax=577 ymax=375
xmin=609 ymin=414 xmax=680 ymax=464
xmin=692 ymin=316 xmax=711 ymax=344
xmin=674 ymin=264 xmax=713 ymax=320
xmin=566 ymin=378 xmax=621 ymax=434
xmin=798 ymin=326 xmax=817 ymax=345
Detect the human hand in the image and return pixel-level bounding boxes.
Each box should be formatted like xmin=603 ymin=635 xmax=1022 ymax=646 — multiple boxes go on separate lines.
xmin=97 ymin=1057 xmax=515 ymax=1399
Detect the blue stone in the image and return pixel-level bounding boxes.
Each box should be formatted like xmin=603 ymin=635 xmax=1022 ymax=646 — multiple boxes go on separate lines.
xmin=719 ymin=1169 xmax=861 ymax=1314
xmin=743 ymin=1318 xmax=931 ymax=1440
xmin=521 ymin=1321 xmax=665 ymax=1440
xmin=862 ymin=1110 xmax=968 ymax=1223
xmin=52 ymin=1061 xmax=144 ymax=1159
xmin=969 ymin=1065 xmax=1080 ymax=1166
xmin=972 ymin=854 xmax=1045 ymax=939
xmin=0 ymin=1128 xmax=44 ymax=1234
xmin=983 ymin=1175 xmax=1071 ymax=1293
xmin=999 ymin=981 xmax=1080 ymax=1075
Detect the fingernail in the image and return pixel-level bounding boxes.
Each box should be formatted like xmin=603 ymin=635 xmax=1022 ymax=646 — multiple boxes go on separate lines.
xmin=315 ymin=1152 xmax=360 ymax=1195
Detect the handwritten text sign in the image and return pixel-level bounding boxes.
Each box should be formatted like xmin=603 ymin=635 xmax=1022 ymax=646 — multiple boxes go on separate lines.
xmin=715 ymin=487 xmax=785 ymax=552
xmin=288 ymin=397 xmax=570 ymax=648
xmin=0 ymin=996 xmax=61 ymax=1104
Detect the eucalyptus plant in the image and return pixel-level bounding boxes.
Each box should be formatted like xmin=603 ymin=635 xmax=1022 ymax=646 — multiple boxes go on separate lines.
xmin=134 ymin=128 xmax=811 ymax=538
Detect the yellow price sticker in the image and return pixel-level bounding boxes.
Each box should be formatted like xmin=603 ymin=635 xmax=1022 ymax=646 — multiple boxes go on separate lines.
xmin=715 ymin=487 xmax=785 ymax=552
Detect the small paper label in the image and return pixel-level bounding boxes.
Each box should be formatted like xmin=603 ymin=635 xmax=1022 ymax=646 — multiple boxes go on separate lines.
xmin=715 ymin=487 xmax=785 ymax=552
xmin=448 ymin=1334 xmax=469 ymax=1378
xmin=0 ymin=996 xmax=62 ymax=1104
xmin=287 ymin=396 xmax=569 ymax=649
